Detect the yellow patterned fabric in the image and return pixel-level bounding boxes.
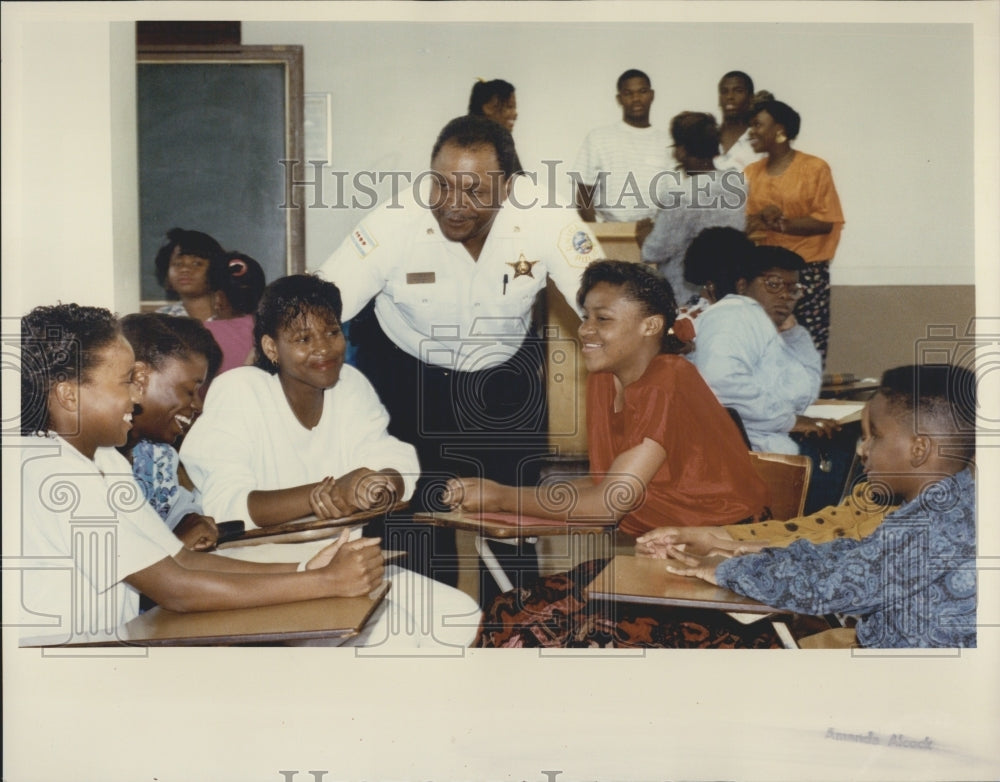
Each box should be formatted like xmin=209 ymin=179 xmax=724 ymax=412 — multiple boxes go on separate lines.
xmin=726 ymin=481 xmax=898 ymax=547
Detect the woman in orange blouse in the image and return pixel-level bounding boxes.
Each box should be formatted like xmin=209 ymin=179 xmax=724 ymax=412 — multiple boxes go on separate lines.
xmin=745 ymin=100 xmax=844 ymax=363
xmin=443 ymin=260 xmax=767 ymax=536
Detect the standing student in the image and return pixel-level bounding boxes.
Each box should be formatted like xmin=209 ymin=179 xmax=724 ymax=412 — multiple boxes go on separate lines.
xmin=468 ymin=78 xmax=518 ymax=132
xmin=744 ymin=99 xmax=844 ymax=362
xmin=153 ymin=227 xmax=224 ymax=322
xmin=573 ymin=69 xmax=672 ymax=223
xmin=639 ymin=111 xmax=747 ymax=306
xmin=18 ymin=304 xmax=385 ymax=638
xmin=318 ymin=115 xmax=601 ymax=587
xmin=662 ymin=364 xmax=977 ymax=648
xmin=713 ymin=70 xmax=765 ymax=172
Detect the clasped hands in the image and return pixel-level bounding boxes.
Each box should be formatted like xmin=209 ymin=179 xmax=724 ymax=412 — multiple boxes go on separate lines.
xmin=748 ymin=204 xmax=787 ymax=234
xmin=309 ymin=467 xmax=400 ymax=520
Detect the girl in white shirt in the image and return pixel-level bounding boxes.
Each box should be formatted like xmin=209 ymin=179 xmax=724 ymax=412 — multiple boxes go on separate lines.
xmin=18 ymin=303 xmax=385 ymax=635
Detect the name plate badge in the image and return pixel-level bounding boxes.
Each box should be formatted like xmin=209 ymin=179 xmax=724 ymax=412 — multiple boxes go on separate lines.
xmin=406 ymin=272 xmax=436 ymax=284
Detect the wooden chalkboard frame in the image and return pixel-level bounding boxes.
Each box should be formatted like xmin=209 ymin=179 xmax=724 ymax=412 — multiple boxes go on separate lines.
xmin=136 ymin=44 xmax=305 ymax=307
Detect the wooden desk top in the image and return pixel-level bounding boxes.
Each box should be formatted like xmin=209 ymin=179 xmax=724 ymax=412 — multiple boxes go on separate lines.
xmin=413 ymin=510 xmax=615 ymax=539
xmin=586 ymin=555 xmax=780 ymax=614
xmin=21 ymin=582 xmax=390 ymax=648
xmin=217 ymin=502 xmax=407 ymax=549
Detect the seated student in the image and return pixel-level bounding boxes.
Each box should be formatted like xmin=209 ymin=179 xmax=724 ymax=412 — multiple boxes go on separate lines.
xmin=18 ymin=303 xmax=385 ymax=637
xmin=153 ymin=227 xmax=224 ymax=322
xmin=659 ymin=364 xmax=977 ymax=648
xmin=180 ymin=274 xmax=480 ymax=645
xmin=443 ymin=260 xmax=768 ymax=536
xmin=689 ymin=244 xmax=834 ymax=454
xmin=203 ymin=251 xmax=266 ymax=378
xmin=119 ymin=313 xmax=223 ymax=551
xmin=689 ymin=243 xmax=856 ymax=511
xmin=669 ymin=226 xmax=755 ymax=346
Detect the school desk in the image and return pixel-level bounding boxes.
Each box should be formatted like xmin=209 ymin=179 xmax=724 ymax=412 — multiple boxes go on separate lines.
xmin=414 ymin=510 xmax=616 ymax=593
xmin=217 ymin=502 xmax=409 ymax=549
xmin=20 ymin=581 xmax=390 ymax=648
xmin=586 ymin=555 xmax=824 ymax=648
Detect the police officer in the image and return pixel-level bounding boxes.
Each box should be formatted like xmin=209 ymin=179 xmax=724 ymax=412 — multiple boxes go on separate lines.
xmin=319 ymin=115 xmax=602 ymax=593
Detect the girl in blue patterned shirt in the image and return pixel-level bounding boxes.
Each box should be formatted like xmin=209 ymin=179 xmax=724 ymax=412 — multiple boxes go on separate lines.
xmin=119 ymin=313 xmax=223 ymax=550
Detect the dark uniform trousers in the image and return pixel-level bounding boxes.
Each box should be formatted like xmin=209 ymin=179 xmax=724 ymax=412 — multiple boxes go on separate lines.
xmin=350 ymin=302 xmax=550 ymax=605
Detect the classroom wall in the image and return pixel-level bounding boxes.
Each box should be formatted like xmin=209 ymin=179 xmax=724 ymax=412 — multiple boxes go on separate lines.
xmin=0 ymin=11 xmax=991 ymax=381
xmin=240 ymin=21 xmax=974 ymax=288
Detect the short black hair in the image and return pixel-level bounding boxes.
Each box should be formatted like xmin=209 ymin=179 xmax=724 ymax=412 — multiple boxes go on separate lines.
xmin=253 ymin=274 xmax=343 ymax=375
xmin=683 ymin=226 xmax=755 ymax=297
xmin=468 ymin=79 xmax=515 ymax=116
xmin=120 ymin=312 xmax=223 ymax=383
xmin=879 ymin=364 xmax=977 ymax=458
xmin=617 ymin=69 xmax=651 ymax=92
xmin=753 ymin=99 xmax=801 ymax=140
xmin=719 ymin=70 xmax=754 ymax=94
xmin=20 ymin=303 xmax=120 ymax=435
xmin=431 ymin=115 xmax=522 ymax=180
xmin=209 ymin=251 xmax=267 ymax=316
xmin=742 ymin=245 xmax=806 ymax=281
xmin=153 ymin=227 xmax=225 ymax=299
xmin=577 ymin=260 xmax=682 ymax=354
xmin=670 ymin=111 xmax=720 ymax=160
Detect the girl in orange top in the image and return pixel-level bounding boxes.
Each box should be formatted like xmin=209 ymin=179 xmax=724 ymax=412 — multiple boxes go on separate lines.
xmin=444 ymin=260 xmax=767 ymax=536
xmin=745 ymin=100 xmax=844 ymax=363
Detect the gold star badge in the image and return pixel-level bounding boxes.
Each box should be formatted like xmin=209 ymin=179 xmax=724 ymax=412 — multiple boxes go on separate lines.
xmin=507 ymin=254 xmax=539 ymax=279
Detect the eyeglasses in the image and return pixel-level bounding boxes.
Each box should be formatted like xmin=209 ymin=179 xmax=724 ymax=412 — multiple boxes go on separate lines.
xmin=758 ymin=275 xmax=806 ymax=298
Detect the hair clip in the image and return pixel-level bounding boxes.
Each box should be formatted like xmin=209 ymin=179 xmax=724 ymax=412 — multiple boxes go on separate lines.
xmin=229 ymin=259 xmax=248 ymax=277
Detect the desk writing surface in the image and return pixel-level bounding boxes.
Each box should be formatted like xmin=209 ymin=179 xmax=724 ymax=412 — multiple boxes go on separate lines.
xmin=217 ymin=502 xmax=407 ymax=549
xmin=20 ymin=582 xmax=390 ymax=648
xmin=413 ymin=510 xmax=615 ymax=539
xmin=804 ymin=400 xmax=865 ymax=424
xmin=586 ymin=555 xmax=781 ymax=614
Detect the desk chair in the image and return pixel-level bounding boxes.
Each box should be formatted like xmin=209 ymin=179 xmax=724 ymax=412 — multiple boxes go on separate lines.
xmin=748 ymin=451 xmax=813 ymax=521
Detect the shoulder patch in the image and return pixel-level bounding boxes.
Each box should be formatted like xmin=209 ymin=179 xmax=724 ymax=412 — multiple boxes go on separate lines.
xmin=351 ymin=225 xmax=378 ymax=258
xmin=558 ymin=222 xmax=600 ymax=269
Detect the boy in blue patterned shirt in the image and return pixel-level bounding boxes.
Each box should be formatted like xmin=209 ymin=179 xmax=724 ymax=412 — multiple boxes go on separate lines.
xmin=663 ymin=364 xmax=976 ymax=648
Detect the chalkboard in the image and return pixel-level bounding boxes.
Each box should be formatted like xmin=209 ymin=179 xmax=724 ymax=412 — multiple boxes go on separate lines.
xmin=137 ymin=46 xmax=305 ymax=303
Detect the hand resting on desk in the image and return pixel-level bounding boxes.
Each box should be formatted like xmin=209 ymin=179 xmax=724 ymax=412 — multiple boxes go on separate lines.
xmin=659 ymin=548 xmax=734 ymax=586
xmin=307 ymin=529 xmax=385 ymax=596
xmin=441 ymin=477 xmax=507 ymax=513
xmin=635 ymin=526 xmax=768 ymax=559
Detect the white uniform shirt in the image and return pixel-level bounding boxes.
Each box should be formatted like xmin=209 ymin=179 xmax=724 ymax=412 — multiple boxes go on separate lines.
xmin=689 ymin=295 xmax=822 ymax=454
xmin=572 ymin=121 xmax=673 ymax=222
xmin=181 ymin=365 xmax=421 ymax=529
xmin=18 ymin=435 xmax=183 ymax=633
xmin=714 ymin=128 xmax=765 ymax=172
xmin=317 ymin=177 xmax=602 ymax=370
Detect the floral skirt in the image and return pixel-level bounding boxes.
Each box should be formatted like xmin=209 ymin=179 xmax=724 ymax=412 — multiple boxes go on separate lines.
xmin=475 ymin=559 xmax=794 ymax=649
